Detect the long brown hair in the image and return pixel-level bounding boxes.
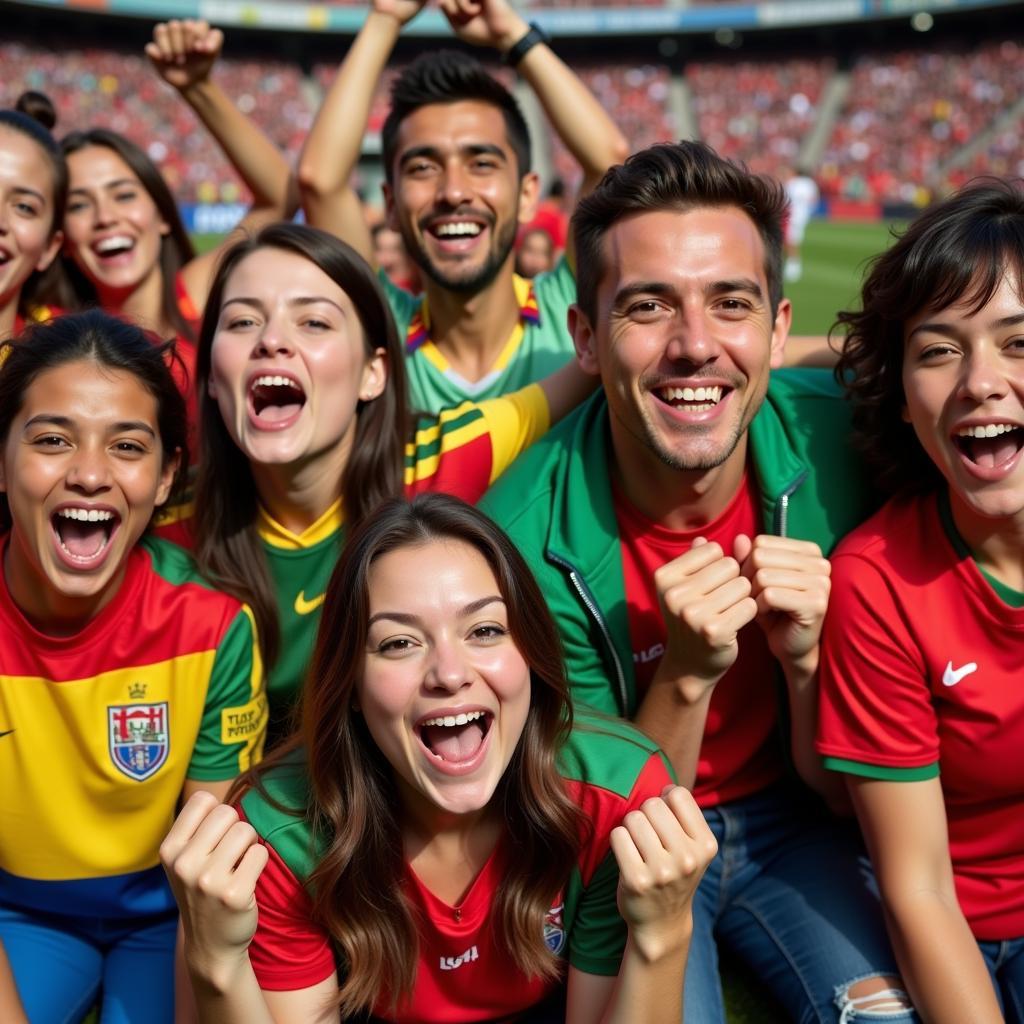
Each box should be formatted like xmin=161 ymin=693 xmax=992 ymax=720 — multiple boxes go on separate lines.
xmin=241 ymin=494 xmax=584 ymax=1017
xmin=193 ymin=223 xmax=410 ymax=670
xmin=57 ymin=129 xmax=197 ymax=342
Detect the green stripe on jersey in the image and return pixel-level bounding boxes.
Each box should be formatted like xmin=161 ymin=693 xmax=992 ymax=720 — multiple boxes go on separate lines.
xmin=559 ymin=710 xmax=676 ymax=792
xmin=824 ymin=756 xmax=939 ymax=781
xmin=141 ymin=534 xmax=219 ymax=591
xmin=406 ymin=407 xmax=483 ymax=466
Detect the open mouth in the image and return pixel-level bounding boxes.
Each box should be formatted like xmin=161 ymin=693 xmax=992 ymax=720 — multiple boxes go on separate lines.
xmin=93 ymin=235 xmax=136 ymax=260
xmin=425 ymin=219 xmax=487 ymax=250
xmin=417 ymin=710 xmax=493 ymax=765
xmin=51 ymin=507 xmax=120 ymax=566
xmin=249 ymin=374 xmax=307 ymax=425
xmin=953 ymin=423 xmax=1024 ymax=468
xmin=0 ymin=248 xmax=12 ymax=267
xmin=655 ymin=384 xmax=727 ymax=413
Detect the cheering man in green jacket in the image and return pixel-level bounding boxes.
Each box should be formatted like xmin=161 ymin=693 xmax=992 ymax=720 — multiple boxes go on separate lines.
xmin=480 ymin=141 xmax=915 ymax=1024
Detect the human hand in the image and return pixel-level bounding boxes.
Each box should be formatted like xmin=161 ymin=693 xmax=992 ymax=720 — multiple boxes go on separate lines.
xmin=654 ymin=538 xmax=758 ymax=699
xmin=146 ymin=20 xmax=223 ymax=91
xmin=160 ymin=791 xmax=268 ymax=976
xmin=371 ymin=0 xmax=428 ymax=28
xmin=611 ymin=785 xmax=717 ymax=962
xmin=438 ymin=0 xmax=530 ymax=53
xmin=734 ymin=534 xmax=830 ymax=678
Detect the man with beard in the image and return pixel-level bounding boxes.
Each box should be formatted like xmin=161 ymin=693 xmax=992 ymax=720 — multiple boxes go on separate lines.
xmin=480 ymin=141 xmax=916 ymax=1024
xmin=298 ymin=0 xmax=628 ymax=414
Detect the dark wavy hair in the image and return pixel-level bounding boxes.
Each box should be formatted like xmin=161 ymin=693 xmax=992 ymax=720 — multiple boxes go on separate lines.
xmin=0 ymin=91 xmax=68 ymax=316
xmin=235 ymin=493 xmax=584 ymax=1017
xmin=382 ymin=51 xmax=531 ymax=181
xmin=834 ymin=178 xmax=1024 ymax=496
xmin=57 ymin=129 xmax=197 ymax=341
xmin=572 ymin=140 xmax=787 ymax=324
xmin=0 ymin=309 xmax=189 ymax=530
xmin=193 ymin=223 xmax=410 ymax=672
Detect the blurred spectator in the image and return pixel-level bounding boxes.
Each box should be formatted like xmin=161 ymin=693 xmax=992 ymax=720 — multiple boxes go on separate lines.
xmin=371 ymin=222 xmax=421 ymax=295
xmin=515 ymin=227 xmax=555 ymax=280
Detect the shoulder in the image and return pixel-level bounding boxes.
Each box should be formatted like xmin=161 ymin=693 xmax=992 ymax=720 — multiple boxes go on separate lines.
xmin=558 ymin=710 xmax=670 ymax=796
xmin=379 ymin=269 xmax=420 ymax=327
xmin=831 ymin=493 xmax=934 ymax=574
xmin=533 ymin=255 xmax=576 ymax=307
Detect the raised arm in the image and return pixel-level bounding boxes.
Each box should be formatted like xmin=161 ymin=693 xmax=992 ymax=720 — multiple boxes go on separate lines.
xmin=297 ymin=1 xmax=425 ymax=261
xmin=146 ymin=19 xmax=298 ymax=304
xmin=848 ymin=777 xmax=1003 ymax=1024
xmin=439 ymin=0 xmax=629 ymax=264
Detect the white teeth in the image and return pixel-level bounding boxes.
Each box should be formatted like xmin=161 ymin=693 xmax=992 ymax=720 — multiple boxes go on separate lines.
xmin=661 ymin=385 xmax=723 ymax=404
xmin=96 ymin=236 xmax=133 ymax=254
xmin=956 ymin=423 xmax=1019 ymax=438
xmin=420 ymin=710 xmax=485 ymax=728
xmin=435 ymin=222 xmax=482 ymax=237
xmin=253 ymin=375 xmax=298 ymax=389
xmin=57 ymin=508 xmax=115 ymax=522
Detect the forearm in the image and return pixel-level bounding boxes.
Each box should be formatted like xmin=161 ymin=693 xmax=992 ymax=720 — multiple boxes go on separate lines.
xmin=186 ymin=952 xmax=276 ymax=1024
xmin=633 ymin=674 xmax=712 ymax=789
xmin=883 ymin=893 xmax=1002 ymax=1024
xmin=179 ymin=78 xmax=293 ymax=213
xmin=298 ymin=12 xmax=398 ymax=209
xmin=599 ymin=933 xmax=688 ymax=1024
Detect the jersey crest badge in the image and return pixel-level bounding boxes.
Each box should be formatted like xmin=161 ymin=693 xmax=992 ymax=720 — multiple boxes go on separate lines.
xmin=543 ymin=901 xmax=565 ymax=955
xmin=108 ymin=702 xmax=170 ymax=781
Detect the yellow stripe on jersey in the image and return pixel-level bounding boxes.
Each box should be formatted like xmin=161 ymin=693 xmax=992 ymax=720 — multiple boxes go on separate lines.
xmin=479 ymin=383 xmax=550 ymax=484
xmin=404 ymin=404 xmax=492 ymax=486
xmin=0 ymin=654 xmax=213 ymax=880
xmin=225 ymin=605 xmax=267 ymax=772
xmin=257 ymin=499 xmax=345 ymax=551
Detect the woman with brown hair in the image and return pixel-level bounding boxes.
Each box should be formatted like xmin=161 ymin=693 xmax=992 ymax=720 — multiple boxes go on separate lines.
xmin=162 ymin=493 xmax=716 ymax=1023
xmin=183 ymin=221 xmax=591 ymax=738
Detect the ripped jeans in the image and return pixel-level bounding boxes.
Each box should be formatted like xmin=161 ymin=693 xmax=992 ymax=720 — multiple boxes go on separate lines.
xmin=683 ymin=783 xmax=916 ymax=1024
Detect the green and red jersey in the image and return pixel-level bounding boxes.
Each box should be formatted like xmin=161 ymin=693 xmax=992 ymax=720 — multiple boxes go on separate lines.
xmin=239 ymin=714 xmax=673 ymax=1022
xmin=386 ymin=259 xmax=576 ymax=414
xmin=614 ymin=473 xmax=782 ymax=807
xmin=0 ymin=536 xmax=266 ymax=920
xmin=817 ymin=492 xmax=1024 ymax=939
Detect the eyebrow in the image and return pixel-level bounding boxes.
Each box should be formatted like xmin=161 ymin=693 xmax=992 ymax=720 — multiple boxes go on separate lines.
xmin=68 ymin=178 xmax=138 ymax=195
xmin=908 ymin=311 xmax=1024 ymax=342
xmin=613 ymin=277 xmax=764 ymax=308
xmin=22 ymin=414 xmax=156 ymax=438
xmin=222 ymin=296 xmax=348 ymax=316
xmin=13 ymin=185 xmax=45 ymax=203
xmin=367 ymin=595 xmax=506 ymax=629
xmin=399 ymin=143 xmax=508 ymax=166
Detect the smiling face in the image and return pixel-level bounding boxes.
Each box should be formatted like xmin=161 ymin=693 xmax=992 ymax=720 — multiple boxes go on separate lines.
xmin=63 ymin=145 xmax=168 ymax=298
xmin=0 ymin=359 xmax=176 ymax=630
xmin=383 ymin=101 xmax=538 ymax=295
xmin=903 ymin=274 xmax=1024 ymax=525
xmin=359 ymin=538 xmax=532 ymax=821
xmin=0 ymin=126 xmax=63 ymax=318
xmin=208 ymin=247 xmax=386 ymax=470
xmin=573 ymin=206 xmax=790 ymax=485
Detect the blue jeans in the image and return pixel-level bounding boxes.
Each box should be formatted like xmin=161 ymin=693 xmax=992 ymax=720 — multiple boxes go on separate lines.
xmin=978 ymin=935 xmax=1024 ymax=1023
xmin=0 ymin=903 xmax=177 ymax=1024
xmin=684 ymin=784 xmax=915 ymax=1024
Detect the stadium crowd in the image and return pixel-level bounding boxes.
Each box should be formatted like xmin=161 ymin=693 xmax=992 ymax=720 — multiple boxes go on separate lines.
xmin=1 ymin=2 xmax=1023 ymax=1023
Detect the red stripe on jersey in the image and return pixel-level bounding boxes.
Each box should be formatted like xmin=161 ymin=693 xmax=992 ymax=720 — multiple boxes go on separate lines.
xmin=404 ymin=431 xmax=495 ymax=503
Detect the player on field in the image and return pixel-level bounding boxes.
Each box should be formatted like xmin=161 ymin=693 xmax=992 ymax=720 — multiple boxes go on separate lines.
xmin=0 ymin=94 xmax=65 ymax=339
xmin=0 ymin=311 xmax=266 ymax=1024
xmin=162 ymin=493 xmax=717 ymax=1023
xmin=182 ymin=223 xmax=591 ymax=738
xmin=480 ymin=141 xmax=915 ymax=1022
xmin=297 ymin=0 xmax=629 ymax=413
xmin=818 ymin=179 xmax=1024 ymax=1023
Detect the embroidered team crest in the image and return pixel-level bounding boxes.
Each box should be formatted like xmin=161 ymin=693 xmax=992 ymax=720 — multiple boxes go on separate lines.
xmin=543 ymin=901 xmax=565 ymax=955
xmin=108 ymin=702 xmax=169 ymax=781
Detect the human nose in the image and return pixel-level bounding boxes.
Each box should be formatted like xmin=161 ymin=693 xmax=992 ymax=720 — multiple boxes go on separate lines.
xmin=66 ymin=443 xmax=113 ymax=493
xmin=424 ymin=636 xmax=473 ymax=693
xmin=960 ymin=344 xmax=1007 ymax=404
xmin=664 ymin=304 xmax=719 ymax=367
xmin=252 ymin=316 xmax=294 ymax=358
xmin=438 ymin=162 xmax=471 ymax=207
xmin=92 ymin=194 xmax=116 ymax=228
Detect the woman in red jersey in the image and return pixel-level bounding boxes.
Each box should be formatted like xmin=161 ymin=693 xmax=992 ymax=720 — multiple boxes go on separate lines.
xmin=163 ymin=493 xmax=716 ymax=1024
xmin=0 ymin=310 xmax=266 ymax=1024
xmin=817 ymin=179 xmax=1024 ymax=1024
xmin=0 ymin=93 xmax=65 ymax=339
xmin=183 ymin=222 xmax=590 ymax=738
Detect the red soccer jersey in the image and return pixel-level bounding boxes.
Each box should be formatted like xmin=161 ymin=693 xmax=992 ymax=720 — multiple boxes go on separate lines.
xmin=817 ymin=492 xmax=1024 ymax=940
xmin=613 ymin=474 xmax=783 ymax=808
xmin=241 ymin=722 xmax=673 ymax=1022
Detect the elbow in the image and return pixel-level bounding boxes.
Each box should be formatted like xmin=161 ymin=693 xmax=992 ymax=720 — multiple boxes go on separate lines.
xmin=296 ymin=157 xmax=333 ymax=204
xmin=607 ymin=133 xmax=630 ymax=168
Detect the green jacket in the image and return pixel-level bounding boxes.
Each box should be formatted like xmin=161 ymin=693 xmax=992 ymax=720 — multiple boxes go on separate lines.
xmin=479 ymin=368 xmax=874 ymax=718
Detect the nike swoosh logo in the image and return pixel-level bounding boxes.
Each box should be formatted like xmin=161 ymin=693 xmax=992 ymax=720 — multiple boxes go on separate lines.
xmin=942 ymin=661 xmax=978 ymax=687
xmin=294 ymin=591 xmax=326 ymax=616
xmin=0 ymin=729 xmax=14 ymax=739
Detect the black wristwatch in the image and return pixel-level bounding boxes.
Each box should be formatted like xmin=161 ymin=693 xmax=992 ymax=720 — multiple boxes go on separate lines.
xmin=503 ymin=22 xmax=551 ymax=67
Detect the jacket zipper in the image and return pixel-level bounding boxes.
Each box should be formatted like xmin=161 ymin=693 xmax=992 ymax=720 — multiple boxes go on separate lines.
xmin=548 ymin=553 xmax=629 ymax=715
xmin=772 ymin=470 xmax=807 ymax=537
